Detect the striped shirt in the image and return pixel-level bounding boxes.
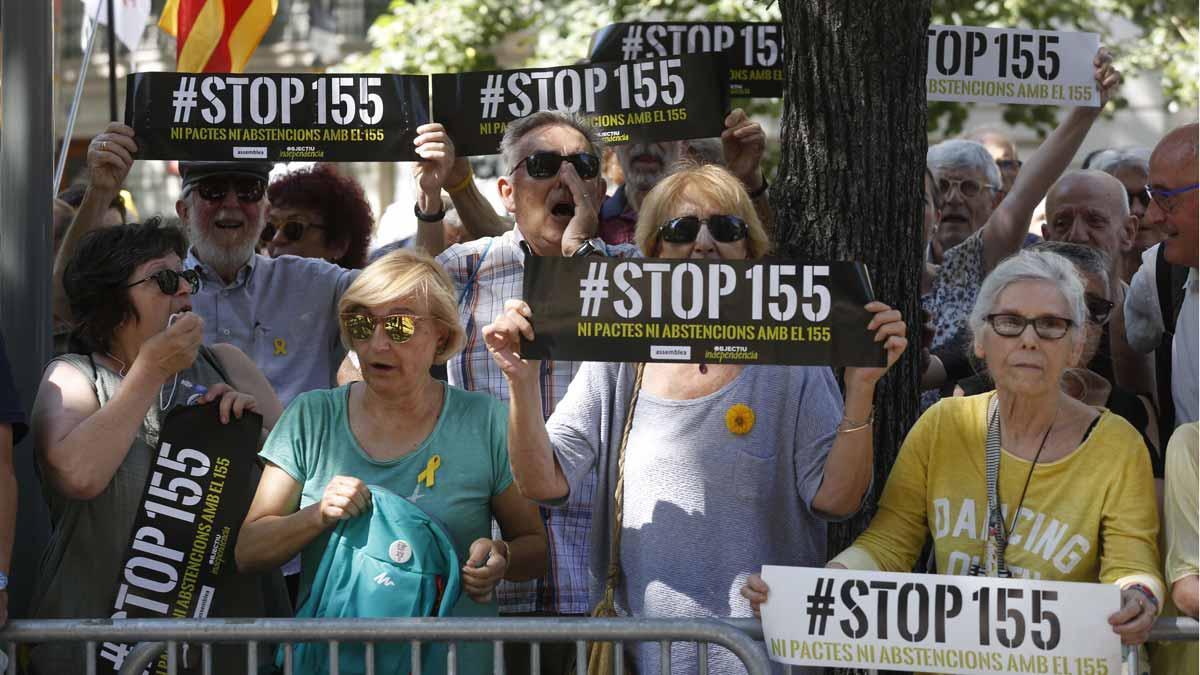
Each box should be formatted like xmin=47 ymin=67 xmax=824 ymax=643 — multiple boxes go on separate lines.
xmin=437 ymin=227 xmax=635 ymax=615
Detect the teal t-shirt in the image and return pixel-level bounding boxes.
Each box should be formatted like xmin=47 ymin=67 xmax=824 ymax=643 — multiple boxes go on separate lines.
xmin=260 ymin=382 xmax=513 ymax=673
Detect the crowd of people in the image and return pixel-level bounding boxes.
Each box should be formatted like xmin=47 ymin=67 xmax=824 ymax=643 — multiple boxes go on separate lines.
xmin=0 ymin=43 xmax=1194 ymax=675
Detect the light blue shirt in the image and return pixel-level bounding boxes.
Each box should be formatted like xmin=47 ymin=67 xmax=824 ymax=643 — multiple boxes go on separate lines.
xmin=185 ymin=251 xmax=359 ymax=405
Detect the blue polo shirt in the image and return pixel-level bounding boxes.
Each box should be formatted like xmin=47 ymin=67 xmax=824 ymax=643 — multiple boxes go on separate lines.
xmin=185 ymin=251 xmax=359 ymax=405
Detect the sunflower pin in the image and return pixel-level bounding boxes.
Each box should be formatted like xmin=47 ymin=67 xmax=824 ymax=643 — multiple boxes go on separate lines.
xmin=725 ymin=403 xmax=755 ymax=435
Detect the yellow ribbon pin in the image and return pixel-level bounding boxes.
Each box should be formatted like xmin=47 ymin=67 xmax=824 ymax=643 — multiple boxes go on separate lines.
xmin=273 ymin=338 xmax=287 ymax=356
xmin=417 ymin=455 xmax=442 ymax=488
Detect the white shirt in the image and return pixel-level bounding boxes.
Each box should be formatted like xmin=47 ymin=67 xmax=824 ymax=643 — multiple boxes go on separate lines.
xmin=1125 ymin=243 xmax=1198 ymax=424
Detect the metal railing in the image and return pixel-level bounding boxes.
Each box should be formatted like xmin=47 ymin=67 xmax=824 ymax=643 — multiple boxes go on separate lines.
xmin=0 ymin=617 xmax=773 ymax=675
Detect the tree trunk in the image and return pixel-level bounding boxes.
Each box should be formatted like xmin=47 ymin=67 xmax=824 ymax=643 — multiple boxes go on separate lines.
xmin=773 ymin=0 xmax=929 ymax=609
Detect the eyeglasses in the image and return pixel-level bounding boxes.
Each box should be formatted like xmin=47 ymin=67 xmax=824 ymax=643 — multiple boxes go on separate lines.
xmin=985 ymin=314 xmax=1074 ymax=340
xmin=1084 ymin=293 xmax=1115 ymax=326
xmin=124 ymin=268 xmax=201 ymax=295
xmin=658 ymin=215 xmax=749 ymax=244
xmin=938 ymin=177 xmax=996 ymax=199
xmin=995 ymin=159 xmax=1022 ymax=172
xmin=261 ymin=219 xmax=326 ymax=243
xmin=340 ymin=313 xmax=420 ymax=343
xmin=189 ymin=176 xmax=267 ymax=203
xmin=512 ymin=152 xmax=601 ymax=180
xmin=1145 ymin=183 xmax=1200 ymax=214
xmin=1126 ymin=189 xmax=1151 ymax=211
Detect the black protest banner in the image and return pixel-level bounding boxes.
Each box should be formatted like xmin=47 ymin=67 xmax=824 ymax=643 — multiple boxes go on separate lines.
xmin=590 ymin=22 xmax=783 ymax=98
xmin=125 ymin=72 xmax=430 ymax=162
xmin=521 ymin=257 xmax=884 ymax=367
xmin=98 ymin=403 xmax=261 ymax=673
xmin=432 ymin=53 xmax=730 ymax=157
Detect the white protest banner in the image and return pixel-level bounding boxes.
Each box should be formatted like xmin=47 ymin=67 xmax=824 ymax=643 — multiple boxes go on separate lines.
xmin=926 ymin=26 xmax=1101 ymax=107
xmin=760 ymin=566 xmax=1122 ymax=675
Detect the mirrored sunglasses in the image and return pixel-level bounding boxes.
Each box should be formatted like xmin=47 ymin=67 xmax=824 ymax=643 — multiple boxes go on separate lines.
xmin=340 ymin=313 xmax=419 ymax=343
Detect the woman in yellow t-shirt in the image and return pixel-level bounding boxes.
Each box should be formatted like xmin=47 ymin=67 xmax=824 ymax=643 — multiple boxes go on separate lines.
xmin=744 ymin=249 xmax=1164 ymax=647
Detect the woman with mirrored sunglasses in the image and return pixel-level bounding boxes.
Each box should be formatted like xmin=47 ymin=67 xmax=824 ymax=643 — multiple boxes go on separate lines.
xmin=264 ymin=164 xmax=375 ymax=269
xmin=28 ymin=219 xmax=288 ymax=674
xmin=745 ymin=250 xmax=1164 ymax=654
xmin=238 ymin=249 xmax=546 ymax=675
xmin=484 ymin=164 xmax=908 ymax=675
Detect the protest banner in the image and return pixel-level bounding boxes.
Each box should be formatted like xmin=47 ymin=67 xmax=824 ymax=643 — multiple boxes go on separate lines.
xmin=759 ymin=566 xmax=1122 ymax=675
xmin=589 ymin=21 xmax=784 ymax=98
xmin=125 ymin=72 xmax=430 ymax=161
xmin=520 ymin=257 xmax=884 ymax=367
xmin=926 ymin=26 xmax=1101 ymax=106
xmin=98 ymin=402 xmax=262 ymax=673
xmin=431 ymin=53 xmax=731 ymax=157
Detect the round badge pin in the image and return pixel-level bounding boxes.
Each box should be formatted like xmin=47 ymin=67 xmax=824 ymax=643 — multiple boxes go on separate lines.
xmin=389 ymin=540 xmax=413 ymax=564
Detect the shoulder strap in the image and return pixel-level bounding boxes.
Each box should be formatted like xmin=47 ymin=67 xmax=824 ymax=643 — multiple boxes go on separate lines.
xmin=984 ymin=395 xmax=1013 ymax=578
xmin=457 ymin=238 xmax=494 ymax=306
xmin=592 ymin=362 xmax=646 ymax=617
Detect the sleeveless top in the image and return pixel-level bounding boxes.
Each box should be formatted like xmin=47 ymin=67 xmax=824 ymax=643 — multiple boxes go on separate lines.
xmin=28 ymin=347 xmax=289 ymax=674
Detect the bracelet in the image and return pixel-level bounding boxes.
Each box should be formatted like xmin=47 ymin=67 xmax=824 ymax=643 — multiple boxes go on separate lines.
xmin=414 ymin=200 xmax=446 ymax=223
xmin=0 ymin=571 xmax=8 ymax=591
xmin=1127 ymin=583 xmax=1159 ymax=612
xmin=446 ymin=164 xmax=475 ymax=194
xmin=837 ymin=409 xmax=874 ymax=434
xmin=746 ymin=175 xmax=768 ymax=199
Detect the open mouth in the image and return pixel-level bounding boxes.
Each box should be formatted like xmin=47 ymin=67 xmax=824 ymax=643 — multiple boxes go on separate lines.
xmin=215 ymin=218 xmax=243 ymax=230
xmin=367 ymin=361 xmax=397 ymax=373
xmin=551 ymin=201 xmax=575 ymax=218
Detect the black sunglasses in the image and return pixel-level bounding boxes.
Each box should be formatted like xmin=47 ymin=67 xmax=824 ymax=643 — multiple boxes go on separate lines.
xmin=1126 ymin=189 xmax=1151 ymax=211
xmin=125 ymin=268 xmax=201 ymax=295
xmin=658 ymin=215 xmax=749 ymax=245
xmin=1085 ymin=293 xmax=1115 ymax=325
xmin=512 ymin=152 xmax=600 ymax=180
xmin=189 ymin=176 xmax=266 ymax=203
xmin=261 ymin=219 xmax=326 ymax=243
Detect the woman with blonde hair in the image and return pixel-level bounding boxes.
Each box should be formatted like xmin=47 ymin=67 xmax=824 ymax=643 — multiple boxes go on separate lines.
xmin=237 ymin=248 xmax=546 ymax=674
xmin=484 ymin=164 xmax=908 ymax=674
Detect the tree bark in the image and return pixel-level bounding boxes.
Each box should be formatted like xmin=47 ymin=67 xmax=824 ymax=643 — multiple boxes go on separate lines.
xmin=773 ymin=0 xmax=929 ymax=604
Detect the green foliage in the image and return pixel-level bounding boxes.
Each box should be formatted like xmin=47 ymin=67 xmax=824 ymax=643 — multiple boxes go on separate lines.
xmin=930 ymin=0 xmax=1198 ymax=137
xmin=344 ymin=0 xmax=1196 ymax=139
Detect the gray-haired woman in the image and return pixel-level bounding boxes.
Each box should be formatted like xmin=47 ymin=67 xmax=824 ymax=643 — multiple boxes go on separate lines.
xmin=746 ymin=249 xmax=1164 ymax=649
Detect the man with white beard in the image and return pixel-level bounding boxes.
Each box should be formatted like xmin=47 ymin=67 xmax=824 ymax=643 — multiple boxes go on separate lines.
xmin=57 ymin=123 xmax=359 ymax=406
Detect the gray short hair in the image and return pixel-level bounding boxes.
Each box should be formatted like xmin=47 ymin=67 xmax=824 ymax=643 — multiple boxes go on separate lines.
xmin=1085 ymin=147 xmax=1150 ymax=176
xmin=969 ymin=250 xmax=1087 ymax=341
xmin=498 ymin=111 xmax=603 ymax=174
xmin=928 ymin=140 xmax=1002 ymax=192
xmin=1030 ymin=241 xmax=1110 ymax=282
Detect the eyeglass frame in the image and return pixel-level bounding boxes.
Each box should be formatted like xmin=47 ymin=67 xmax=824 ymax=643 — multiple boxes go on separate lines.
xmin=510 ymin=151 xmax=601 ymax=180
xmin=1084 ymin=293 xmax=1115 ymax=326
xmin=937 ymin=176 xmax=998 ymax=200
xmin=185 ymin=176 xmax=267 ymax=203
xmin=123 ymin=268 xmax=202 ymax=295
xmin=984 ymin=313 xmax=1075 ymax=340
xmin=1144 ymin=183 xmax=1200 ymax=214
xmin=261 ymin=218 xmax=328 ymax=243
xmin=657 ymin=215 xmax=750 ymax=245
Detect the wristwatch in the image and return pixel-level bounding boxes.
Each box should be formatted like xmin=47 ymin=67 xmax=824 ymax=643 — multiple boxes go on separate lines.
xmin=571 ymin=238 xmax=604 ymax=257
xmin=414 ymin=200 xmax=447 ymax=223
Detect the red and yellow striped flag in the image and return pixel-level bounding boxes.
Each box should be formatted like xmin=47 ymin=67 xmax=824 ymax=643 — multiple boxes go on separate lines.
xmin=158 ymin=0 xmax=277 ymax=73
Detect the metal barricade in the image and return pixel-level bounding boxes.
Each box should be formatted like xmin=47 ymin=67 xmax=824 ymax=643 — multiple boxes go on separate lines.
xmin=0 ymin=617 xmax=773 ymax=675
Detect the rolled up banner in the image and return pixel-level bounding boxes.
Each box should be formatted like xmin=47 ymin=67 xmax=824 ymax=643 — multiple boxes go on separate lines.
xmin=98 ymin=402 xmax=261 ymax=672
xmin=432 ymin=53 xmax=731 ymax=157
xmin=590 ymin=21 xmax=784 ymax=98
xmin=521 ymin=256 xmax=885 ymax=367
xmin=125 ymin=72 xmax=431 ymax=161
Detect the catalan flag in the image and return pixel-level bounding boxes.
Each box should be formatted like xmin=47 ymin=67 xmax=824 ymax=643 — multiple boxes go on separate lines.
xmin=158 ymin=0 xmax=277 ymax=73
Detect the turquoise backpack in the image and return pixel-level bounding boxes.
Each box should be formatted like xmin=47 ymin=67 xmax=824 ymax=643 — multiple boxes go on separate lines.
xmin=285 ymin=485 xmax=463 ymax=674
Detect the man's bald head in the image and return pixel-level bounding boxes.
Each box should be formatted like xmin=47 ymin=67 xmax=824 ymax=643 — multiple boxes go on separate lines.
xmin=1147 ymin=123 xmax=1199 ymax=267
xmin=1042 ymin=170 xmax=1135 ymax=266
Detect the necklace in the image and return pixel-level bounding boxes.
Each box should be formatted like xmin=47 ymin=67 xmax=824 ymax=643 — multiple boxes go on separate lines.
xmin=999 ymin=406 xmax=1057 ymax=539
xmin=105 ymin=352 xmax=129 ymax=377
